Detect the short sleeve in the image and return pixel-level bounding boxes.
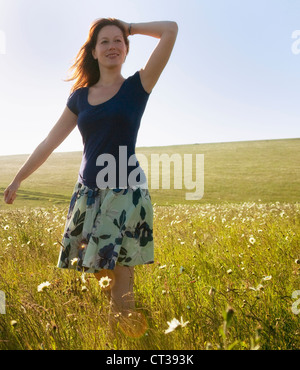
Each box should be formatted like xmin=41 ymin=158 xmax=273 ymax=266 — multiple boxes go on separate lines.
xmin=66 ymin=88 xmax=82 ymax=116
xmin=134 ymin=71 xmax=151 ymax=96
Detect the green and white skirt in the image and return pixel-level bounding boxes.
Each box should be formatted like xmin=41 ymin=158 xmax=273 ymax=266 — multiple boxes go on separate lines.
xmin=57 ymin=182 xmax=154 ymax=273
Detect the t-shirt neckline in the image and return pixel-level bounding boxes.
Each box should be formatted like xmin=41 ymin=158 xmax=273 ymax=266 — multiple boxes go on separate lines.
xmin=86 ymin=77 xmax=128 ymax=107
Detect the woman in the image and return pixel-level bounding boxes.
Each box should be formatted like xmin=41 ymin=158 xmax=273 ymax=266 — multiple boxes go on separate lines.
xmin=3 ymin=18 xmax=178 ymax=321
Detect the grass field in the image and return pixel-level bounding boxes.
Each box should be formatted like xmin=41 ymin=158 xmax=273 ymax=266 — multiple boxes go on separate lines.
xmin=0 ymin=138 xmax=299 ymax=207
xmin=0 ymin=138 xmax=299 ymax=350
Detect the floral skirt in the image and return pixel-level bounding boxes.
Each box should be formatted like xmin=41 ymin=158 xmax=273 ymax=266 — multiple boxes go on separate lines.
xmin=57 ymin=182 xmax=154 ymax=273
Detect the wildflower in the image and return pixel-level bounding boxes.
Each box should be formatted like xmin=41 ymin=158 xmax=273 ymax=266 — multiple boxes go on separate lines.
xmin=37 ymin=281 xmax=51 ymax=292
xmin=159 ymin=264 xmax=167 ymax=269
xmin=262 ymin=275 xmax=272 ymax=281
xmin=164 ymin=317 xmax=189 ymax=334
xmin=208 ymin=287 xmax=216 ymax=296
xmin=295 ymin=259 xmax=300 ymax=265
xmin=3 ymin=225 xmax=9 ymax=230
xmin=227 ymin=269 xmax=233 ymax=274
xmin=71 ymin=258 xmax=78 ymax=266
xmin=81 ymin=286 xmax=88 ymax=292
xmin=10 ymin=320 xmax=17 ymax=327
xmin=249 ymin=236 xmax=256 ymax=245
xmin=99 ymin=276 xmax=112 ymax=289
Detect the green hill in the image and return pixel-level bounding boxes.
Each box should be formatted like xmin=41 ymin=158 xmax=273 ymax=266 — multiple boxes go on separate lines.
xmin=0 ymin=138 xmax=299 ymax=208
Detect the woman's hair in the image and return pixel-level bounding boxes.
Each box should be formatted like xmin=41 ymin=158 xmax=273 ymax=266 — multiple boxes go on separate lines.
xmin=66 ymin=18 xmax=129 ymax=93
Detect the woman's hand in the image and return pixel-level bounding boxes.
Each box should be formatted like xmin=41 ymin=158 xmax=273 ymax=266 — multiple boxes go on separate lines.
xmin=3 ymin=106 xmax=77 ymax=205
xmin=117 ymin=20 xmax=130 ymax=37
xmin=4 ymin=179 xmax=21 ymax=204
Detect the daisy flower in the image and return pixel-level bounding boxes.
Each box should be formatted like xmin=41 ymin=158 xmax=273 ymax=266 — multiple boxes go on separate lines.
xmin=37 ymin=281 xmax=51 ymax=292
xmin=71 ymin=258 xmax=78 ymax=266
xmin=262 ymin=275 xmax=272 ymax=281
xmin=99 ymin=276 xmax=112 ymax=289
xmin=164 ymin=316 xmax=189 ymax=334
xmin=249 ymin=236 xmax=256 ymax=245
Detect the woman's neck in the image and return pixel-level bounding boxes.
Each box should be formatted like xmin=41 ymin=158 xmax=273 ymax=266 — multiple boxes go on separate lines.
xmin=97 ymin=67 xmax=124 ymax=87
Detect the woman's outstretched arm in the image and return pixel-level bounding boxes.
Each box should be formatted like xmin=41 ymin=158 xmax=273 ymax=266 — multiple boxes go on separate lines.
xmin=122 ymin=20 xmax=178 ymax=93
xmin=3 ymin=106 xmax=77 ymax=204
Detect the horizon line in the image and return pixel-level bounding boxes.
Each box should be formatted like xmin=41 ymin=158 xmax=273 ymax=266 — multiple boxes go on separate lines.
xmin=0 ymin=137 xmax=299 ymax=157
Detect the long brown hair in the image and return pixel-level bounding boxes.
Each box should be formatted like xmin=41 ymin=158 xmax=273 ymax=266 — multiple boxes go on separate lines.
xmin=66 ymin=18 xmax=129 ymax=93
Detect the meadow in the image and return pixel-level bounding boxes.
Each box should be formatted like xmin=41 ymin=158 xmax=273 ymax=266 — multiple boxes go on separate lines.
xmin=0 ymin=139 xmax=299 ymax=350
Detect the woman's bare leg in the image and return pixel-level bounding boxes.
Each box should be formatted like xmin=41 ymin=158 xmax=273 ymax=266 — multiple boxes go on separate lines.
xmin=94 ymin=266 xmax=135 ymax=326
xmin=94 ymin=266 xmax=147 ymax=337
xmin=110 ymin=265 xmax=135 ymax=314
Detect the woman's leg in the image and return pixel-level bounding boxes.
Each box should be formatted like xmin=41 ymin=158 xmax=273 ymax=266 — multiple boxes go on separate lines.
xmin=94 ymin=265 xmax=135 ymax=314
xmin=95 ymin=266 xmax=146 ymax=336
xmin=110 ymin=265 xmax=135 ymax=315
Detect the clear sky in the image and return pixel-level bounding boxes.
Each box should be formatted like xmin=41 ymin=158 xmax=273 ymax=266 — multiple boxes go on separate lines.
xmin=0 ymin=0 xmax=299 ymax=156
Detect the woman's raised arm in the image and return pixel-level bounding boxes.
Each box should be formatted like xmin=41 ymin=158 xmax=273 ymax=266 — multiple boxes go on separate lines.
xmin=124 ymin=21 xmax=178 ymax=93
xmin=3 ymin=106 xmax=77 ymax=204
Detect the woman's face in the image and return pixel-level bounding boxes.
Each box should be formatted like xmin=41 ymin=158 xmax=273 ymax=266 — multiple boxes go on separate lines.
xmin=92 ymin=25 xmax=128 ymax=69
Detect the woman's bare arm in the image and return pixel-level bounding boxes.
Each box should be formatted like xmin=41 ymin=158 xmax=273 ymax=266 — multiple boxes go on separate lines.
xmin=122 ymin=20 xmax=178 ymax=93
xmin=3 ymin=106 xmax=77 ymax=204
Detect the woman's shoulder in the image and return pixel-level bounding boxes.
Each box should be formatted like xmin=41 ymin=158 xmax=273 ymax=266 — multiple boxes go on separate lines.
xmin=126 ymin=71 xmax=150 ymax=95
xmin=67 ymin=87 xmax=87 ymax=115
xmin=69 ymin=86 xmax=87 ymax=98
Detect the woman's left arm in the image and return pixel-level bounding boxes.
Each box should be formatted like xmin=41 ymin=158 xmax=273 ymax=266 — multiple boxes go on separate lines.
xmin=125 ymin=21 xmax=178 ymax=93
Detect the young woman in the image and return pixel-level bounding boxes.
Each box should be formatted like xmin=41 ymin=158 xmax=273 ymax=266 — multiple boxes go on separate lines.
xmin=3 ymin=18 xmax=178 ymax=322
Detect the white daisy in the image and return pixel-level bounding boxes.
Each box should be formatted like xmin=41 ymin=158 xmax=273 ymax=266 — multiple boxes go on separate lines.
xmin=164 ymin=316 xmax=189 ymax=334
xmin=37 ymin=281 xmax=51 ymax=292
xmin=71 ymin=258 xmax=78 ymax=266
xmin=262 ymin=275 xmax=272 ymax=281
xmin=249 ymin=236 xmax=256 ymax=245
xmin=99 ymin=276 xmax=112 ymax=289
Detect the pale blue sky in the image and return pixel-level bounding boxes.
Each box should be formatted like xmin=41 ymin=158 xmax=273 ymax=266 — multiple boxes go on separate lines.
xmin=0 ymin=0 xmax=299 ymax=156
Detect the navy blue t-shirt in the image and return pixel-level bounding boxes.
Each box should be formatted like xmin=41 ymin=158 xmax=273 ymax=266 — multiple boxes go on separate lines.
xmin=67 ymin=71 xmax=150 ymax=188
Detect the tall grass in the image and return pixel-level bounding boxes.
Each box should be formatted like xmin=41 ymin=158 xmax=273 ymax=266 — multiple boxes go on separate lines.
xmin=0 ymin=201 xmax=299 ymax=350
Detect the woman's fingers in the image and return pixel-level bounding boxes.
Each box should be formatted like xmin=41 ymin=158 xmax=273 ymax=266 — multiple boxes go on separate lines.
xmin=3 ymin=182 xmax=19 ymax=204
xmin=3 ymin=188 xmax=13 ymax=204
